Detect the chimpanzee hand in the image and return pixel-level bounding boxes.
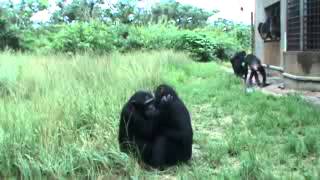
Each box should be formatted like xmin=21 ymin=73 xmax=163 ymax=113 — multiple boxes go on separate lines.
xmin=160 ymin=94 xmax=173 ymax=106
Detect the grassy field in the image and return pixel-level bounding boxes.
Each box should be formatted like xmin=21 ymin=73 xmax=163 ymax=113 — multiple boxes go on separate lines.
xmin=0 ymin=50 xmax=319 ymax=179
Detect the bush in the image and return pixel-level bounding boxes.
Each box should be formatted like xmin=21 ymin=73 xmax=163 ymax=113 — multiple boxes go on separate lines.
xmin=137 ymin=24 xmax=181 ymax=50
xmin=113 ymin=24 xmax=144 ymax=52
xmin=114 ymin=24 xmax=181 ymax=52
xmin=175 ymin=32 xmax=216 ymax=62
xmin=16 ymin=22 xmax=250 ymax=61
xmin=0 ymin=19 xmax=21 ymax=50
xmin=50 ymin=21 xmax=116 ymax=54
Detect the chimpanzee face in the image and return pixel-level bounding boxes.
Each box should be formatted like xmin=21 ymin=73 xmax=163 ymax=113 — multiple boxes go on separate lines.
xmin=130 ymin=91 xmax=159 ymax=118
xmin=143 ymin=98 xmax=159 ymax=118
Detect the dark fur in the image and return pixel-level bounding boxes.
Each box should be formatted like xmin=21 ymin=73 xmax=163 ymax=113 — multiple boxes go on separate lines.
xmin=118 ymin=91 xmax=159 ymax=163
xmin=118 ymin=86 xmax=193 ymax=169
xmin=230 ymin=51 xmax=248 ymax=82
xmin=151 ymin=84 xmax=193 ymax=168
xmin=245 ymin=54 xmax=267 ymax=87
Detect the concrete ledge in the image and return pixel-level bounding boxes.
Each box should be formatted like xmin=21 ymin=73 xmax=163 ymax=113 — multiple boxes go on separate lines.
xmin=283 ymin=74 xmax=320 ymax=91
xmin=263 ymin=64 xmax=284 ymax=72
xmin=283 ymin=73 xmax=320 ymax=82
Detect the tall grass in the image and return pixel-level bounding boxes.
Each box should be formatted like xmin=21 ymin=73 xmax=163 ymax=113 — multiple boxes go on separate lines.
xmin=0 ymin=50 xmax=188 ymax=179
xmin=0 ymin=50 xmax=319 ymax=179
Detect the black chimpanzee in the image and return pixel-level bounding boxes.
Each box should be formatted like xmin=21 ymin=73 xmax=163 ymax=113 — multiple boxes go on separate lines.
xmin=118 ymin=85 xmax=193 ymax=169
xmin=118 ymin=91 xmax=159 ymax=163
xmin=230 ymin=51 xmax=248 ymax=83
xmin=245 ymin=54 xmax=268 ymax=87
xmin=152 ymin=84 xmax=193 ymax=168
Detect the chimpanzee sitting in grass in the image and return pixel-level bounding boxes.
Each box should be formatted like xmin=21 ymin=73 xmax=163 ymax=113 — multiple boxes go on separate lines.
xmin=118 ymin=85 xmax=193 ymax=170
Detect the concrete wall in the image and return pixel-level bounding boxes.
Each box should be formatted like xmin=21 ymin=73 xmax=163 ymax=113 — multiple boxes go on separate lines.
xmin=255 ymin=0 xmax=320 ymax=91
xmin=284 ymin=52 xmax=320 ymax=76
xmin=264 ymin=42 xmax=281 ymax=66
xmin=283 ymin=52 xmax=320 ymax=91
xmin=255 ymin=0 xmax=284 ymax=69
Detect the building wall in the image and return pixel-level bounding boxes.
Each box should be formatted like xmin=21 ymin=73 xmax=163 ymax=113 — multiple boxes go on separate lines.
xmin=255 ymin=0 xmax=284 ymax=69
xmin=283 ymin=51 xmax=320 ymax=91
xmin=284 ymin=52 xmax=320 ymax=77
xmin=255 ymin=0 xmax=320 ymax=91
xmin=264 ymin=42 xmax=280 ymax=66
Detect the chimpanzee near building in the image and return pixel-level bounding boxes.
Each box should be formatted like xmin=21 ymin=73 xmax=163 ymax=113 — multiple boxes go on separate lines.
xmin=255 ymin=0 xmax=320 ymax=91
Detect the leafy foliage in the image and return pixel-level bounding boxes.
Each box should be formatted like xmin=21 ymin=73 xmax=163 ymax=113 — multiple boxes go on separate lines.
xmin=0 ymin=0 xmax=251 ymax=61
xmin=175 ymin=32 xmax=216 ymax=62
xmin=150 ymin=0 xmax=216 ymax=29
xmin=18 ymin=22 xmax=248 ymax=60
xmin=50 ymin=21 xmax=116 ymax=54
xmin=0 ymin=8 xmax=21 ymax=50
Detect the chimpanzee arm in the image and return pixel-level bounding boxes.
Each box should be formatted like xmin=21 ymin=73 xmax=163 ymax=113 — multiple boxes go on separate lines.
xmin=131 ymin=112 xmax=155 ymax=138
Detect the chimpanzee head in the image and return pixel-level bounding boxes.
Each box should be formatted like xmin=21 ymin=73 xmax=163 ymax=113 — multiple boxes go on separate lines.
xmin=154 ymin=84 xmax=178 ymax=104
xmin=230 ymin=51 xmax=246 ymax=64
xmin=129 ymin=91 xmax=158 ymax=118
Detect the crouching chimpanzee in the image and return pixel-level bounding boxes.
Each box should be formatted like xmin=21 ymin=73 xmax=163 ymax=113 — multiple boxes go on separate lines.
xmin=230 ymin=51 xmax=248 ymax=83
xmin=230 ymin=51 xmax=268 ymax=87
xmin=245 ymin=54 xmax=268 ymax=87
xmin=118 ymin=85 xmax=193 ymax=170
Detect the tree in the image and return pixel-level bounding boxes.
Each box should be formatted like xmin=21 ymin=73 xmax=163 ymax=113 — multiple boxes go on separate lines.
xmin=150 ymin=0 xmax=216 ymax=29
xmin=51 ymin=0 xmax=104 ymax=23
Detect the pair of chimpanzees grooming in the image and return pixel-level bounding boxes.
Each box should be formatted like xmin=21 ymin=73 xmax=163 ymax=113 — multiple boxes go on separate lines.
xmin=118 ymin=84 xmax=193 ymax=170
xmin=230 ymin=51 xmax=268 ymax=87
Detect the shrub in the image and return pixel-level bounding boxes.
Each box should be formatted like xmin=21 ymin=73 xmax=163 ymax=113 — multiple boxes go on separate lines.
xmin=0 ymin=19 xmax=21 ymax=50
xmin=175 ymin=32 xmax=216 ymax=62
xmin=50 ymin=21 xmax=116 ymax=54
xmin=17 ymin=22 xmax=250 ymax=61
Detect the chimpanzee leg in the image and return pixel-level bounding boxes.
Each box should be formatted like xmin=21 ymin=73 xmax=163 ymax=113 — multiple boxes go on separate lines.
xmin=248 ymin=71 xmax=255 ymax=86
xmin=253 ymin=70 xmax=260 ymax=86
xmin=134 ymin=138 xmax=153 ymax=164
xmin=243 ymin=70 xmax=248 ymax=85
xmin=149 ymin=136 xmax=167 ymax=169
xmin=258 ymin=66 xmax=267 ymax=86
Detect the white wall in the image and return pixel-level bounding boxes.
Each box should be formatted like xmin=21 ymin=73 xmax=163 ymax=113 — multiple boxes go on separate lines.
xmin=255 ymin=0 xmax=286 ymax=68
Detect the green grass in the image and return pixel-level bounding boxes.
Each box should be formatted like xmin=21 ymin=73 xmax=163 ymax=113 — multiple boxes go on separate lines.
xmin=0 ymin=50 xmax=319 ymax=179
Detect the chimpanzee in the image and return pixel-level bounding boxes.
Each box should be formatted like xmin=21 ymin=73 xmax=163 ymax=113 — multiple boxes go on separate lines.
xmin=230 ymin=51 xmax=248 ymax=83
xmin=245 ymin=54 xmax=268 ymax=87
xmin=118 ymin=91 xmax=159 ymax=163
xmin=118 ymin=86 xmax=193 ymax=169
xmin=151 ymin=84 xmax=193 ymax=168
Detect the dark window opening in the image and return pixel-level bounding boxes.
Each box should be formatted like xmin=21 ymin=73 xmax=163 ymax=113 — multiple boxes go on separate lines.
xmin=287 ymin=0 xmax=320 ymax=51
xmin=258 ymin=2 xmax=281 ymax=42
xmin=287 ymin=0 xmax=301 ymax=51
xmin=304 ymin=0 xmax=320 ymax=50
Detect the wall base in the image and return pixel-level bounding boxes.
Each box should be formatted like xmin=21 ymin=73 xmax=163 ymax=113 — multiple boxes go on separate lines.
xmin=283 ymin=51 xmax=320 ymax=91
xmin=283 ymin=73 xmax=320 ymax=91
